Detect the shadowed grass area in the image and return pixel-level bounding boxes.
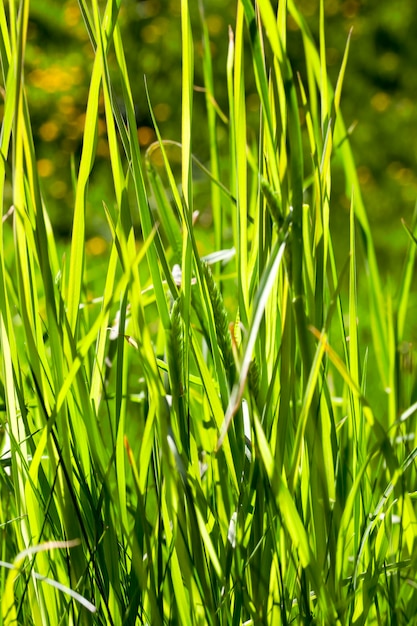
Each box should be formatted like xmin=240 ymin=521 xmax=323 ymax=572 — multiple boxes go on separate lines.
xmin=0 ymin=0 xmax=416 ymax=624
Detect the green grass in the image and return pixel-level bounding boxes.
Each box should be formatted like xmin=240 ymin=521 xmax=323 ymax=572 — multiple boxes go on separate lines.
xmin=1 ymin=0 xmax=417 ymax=624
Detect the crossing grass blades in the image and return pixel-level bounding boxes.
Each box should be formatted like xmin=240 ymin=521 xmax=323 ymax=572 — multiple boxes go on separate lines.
xmin=0 ymin=0 xmax=416 ymax=624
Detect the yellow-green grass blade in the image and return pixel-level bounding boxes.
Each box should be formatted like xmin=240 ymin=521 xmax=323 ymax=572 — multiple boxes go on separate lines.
xmin=398 ymin=212 xmax=417 ymax=341
xmin=145 ymin=100 xmax=232 ymax=413
xmin=67 ymin=0 xmax=120 ymax=335
xmin=6 ymin=17 xmax=75 ymax=618
xmin=310 ymin=327 xmax=400 ymax=484
xmin=289 ymin=0 xmax=389 ymax=386
xmin=255 ymin=3 xmax=311 ymax=380
xmin=192 ymin=338 xmax=239 ymax=495
xmin=0 ymin=0 xmax=11 ymax=79
xmin=89 ymin=0 xmax=124 ymax=326
xmin=353 ymin=446 xmax=417 ymax=589
xmin=288 ymin=332 xmax=327 ymax=492
xmin=219 ymin=238 xmax=286 ymax=447
xmin=179 ymin=0 xmax=194 ymax=436
xmin=348 ymin=198 xmax=362 ymax=474
xmin=145 ymin=149 xmax=182 ymax=259
xmin=253 ymin=413 xmax=340 ymax=622
xmin=240 ymin=0 xmax=281 ymax=192
xmin=112 ymin=28 xmax=171 ymax=333
xmin=333 ymin=27 xmax=352 ymax=119
xmin=2 ymin=1 xmax=416 ymax=622
xmin=334 ymin=442 xmax=380 ymax=589
xmin=319 ymin=0 xmax=329 ymax=130
xmin=66 ymin=67 xmax=99 ymax=333
xmin=198 ymin=0 xmax=223 ymax=259
xmin=233 ymin=4 xmax=249 ymax=323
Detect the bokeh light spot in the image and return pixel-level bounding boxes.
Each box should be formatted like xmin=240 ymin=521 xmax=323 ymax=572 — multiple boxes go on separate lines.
xmin=387 ymin=162 xmax=414 ymax=185
xmin=299 ymin=0 xmax=318 ymax=17
xmin=380 ymin=51 xmax=399 ymax=73
xmin=37 ymin=159 xmax=55 ymax=178
xmin=97 ymin=118 xmax=107 ymax=137
xmin=141 ymin=24 xmax=161 ymax=44
xmin=138 ymin=126 xmax=156 ymax=147
xmin=342 ymin=0 xmax=360 ymax=18
xmin=86 ymin=236 xmax=107 ymax=256
xmin=325 ymin=0 xmax=340 ymax=17
xmin=66 ymin=113 xmax=86 ymax=140
xmin=137 ymin=0 xmax=161 ymax=18
xmin=64 ymin=3 xmax=80 ymax=27
xmin=371 ymin=92 xmax=390 ymax=113
xmin=28 ymin=66 xmax=71 ymax=93
xmin=96 ymin=138 xmax=110 ymax=157
xmin=206 ymin=15 xmax=224 ymax=36
xmin=39 ymin=120 xmax=59 ymax=142
xmin=57 ymin=95 xmax=76 ymax=116
xmin=50 ymin=180 xmax=68 ymax=199
xmin=154 ymin=102 xmax=171 ymax=122
xmin=68 ymin=65 xmax=84 ymax=86
xmin=357 ymin=165 xmax=372 ymax=185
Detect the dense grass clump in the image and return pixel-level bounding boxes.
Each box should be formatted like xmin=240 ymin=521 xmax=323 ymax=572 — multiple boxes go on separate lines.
xmin=1 ymin=1 xmax=416 ymax=624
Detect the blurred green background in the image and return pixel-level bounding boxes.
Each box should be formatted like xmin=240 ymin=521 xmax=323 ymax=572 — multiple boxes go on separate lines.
xmin=11 ymin=0 xmax=417 ymax=274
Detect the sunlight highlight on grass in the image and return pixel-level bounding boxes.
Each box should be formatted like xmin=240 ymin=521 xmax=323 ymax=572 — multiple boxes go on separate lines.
xmin=0 ymin=0 xmax=416 ymax=624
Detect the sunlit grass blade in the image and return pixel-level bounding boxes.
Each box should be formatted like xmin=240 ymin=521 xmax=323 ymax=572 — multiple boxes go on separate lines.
xmin=2 ymin=1 xmax=417 ymax=623
xmin=231 ymin=4 xmax=249 ymax=324
xmin=253 ymin=412 xmax=339 ymax=622
xmin=198 ymin=0 xmax=224 ymax=258
xmin=289 ymin=0 xmax=389 ymax=386
xmin=66 ymin=57 xmax=99 ymax=334
xmin=218 ymin=238 xmax=286 ymax=447
xmin=398 ymin=210 xmax=417 ymax=340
